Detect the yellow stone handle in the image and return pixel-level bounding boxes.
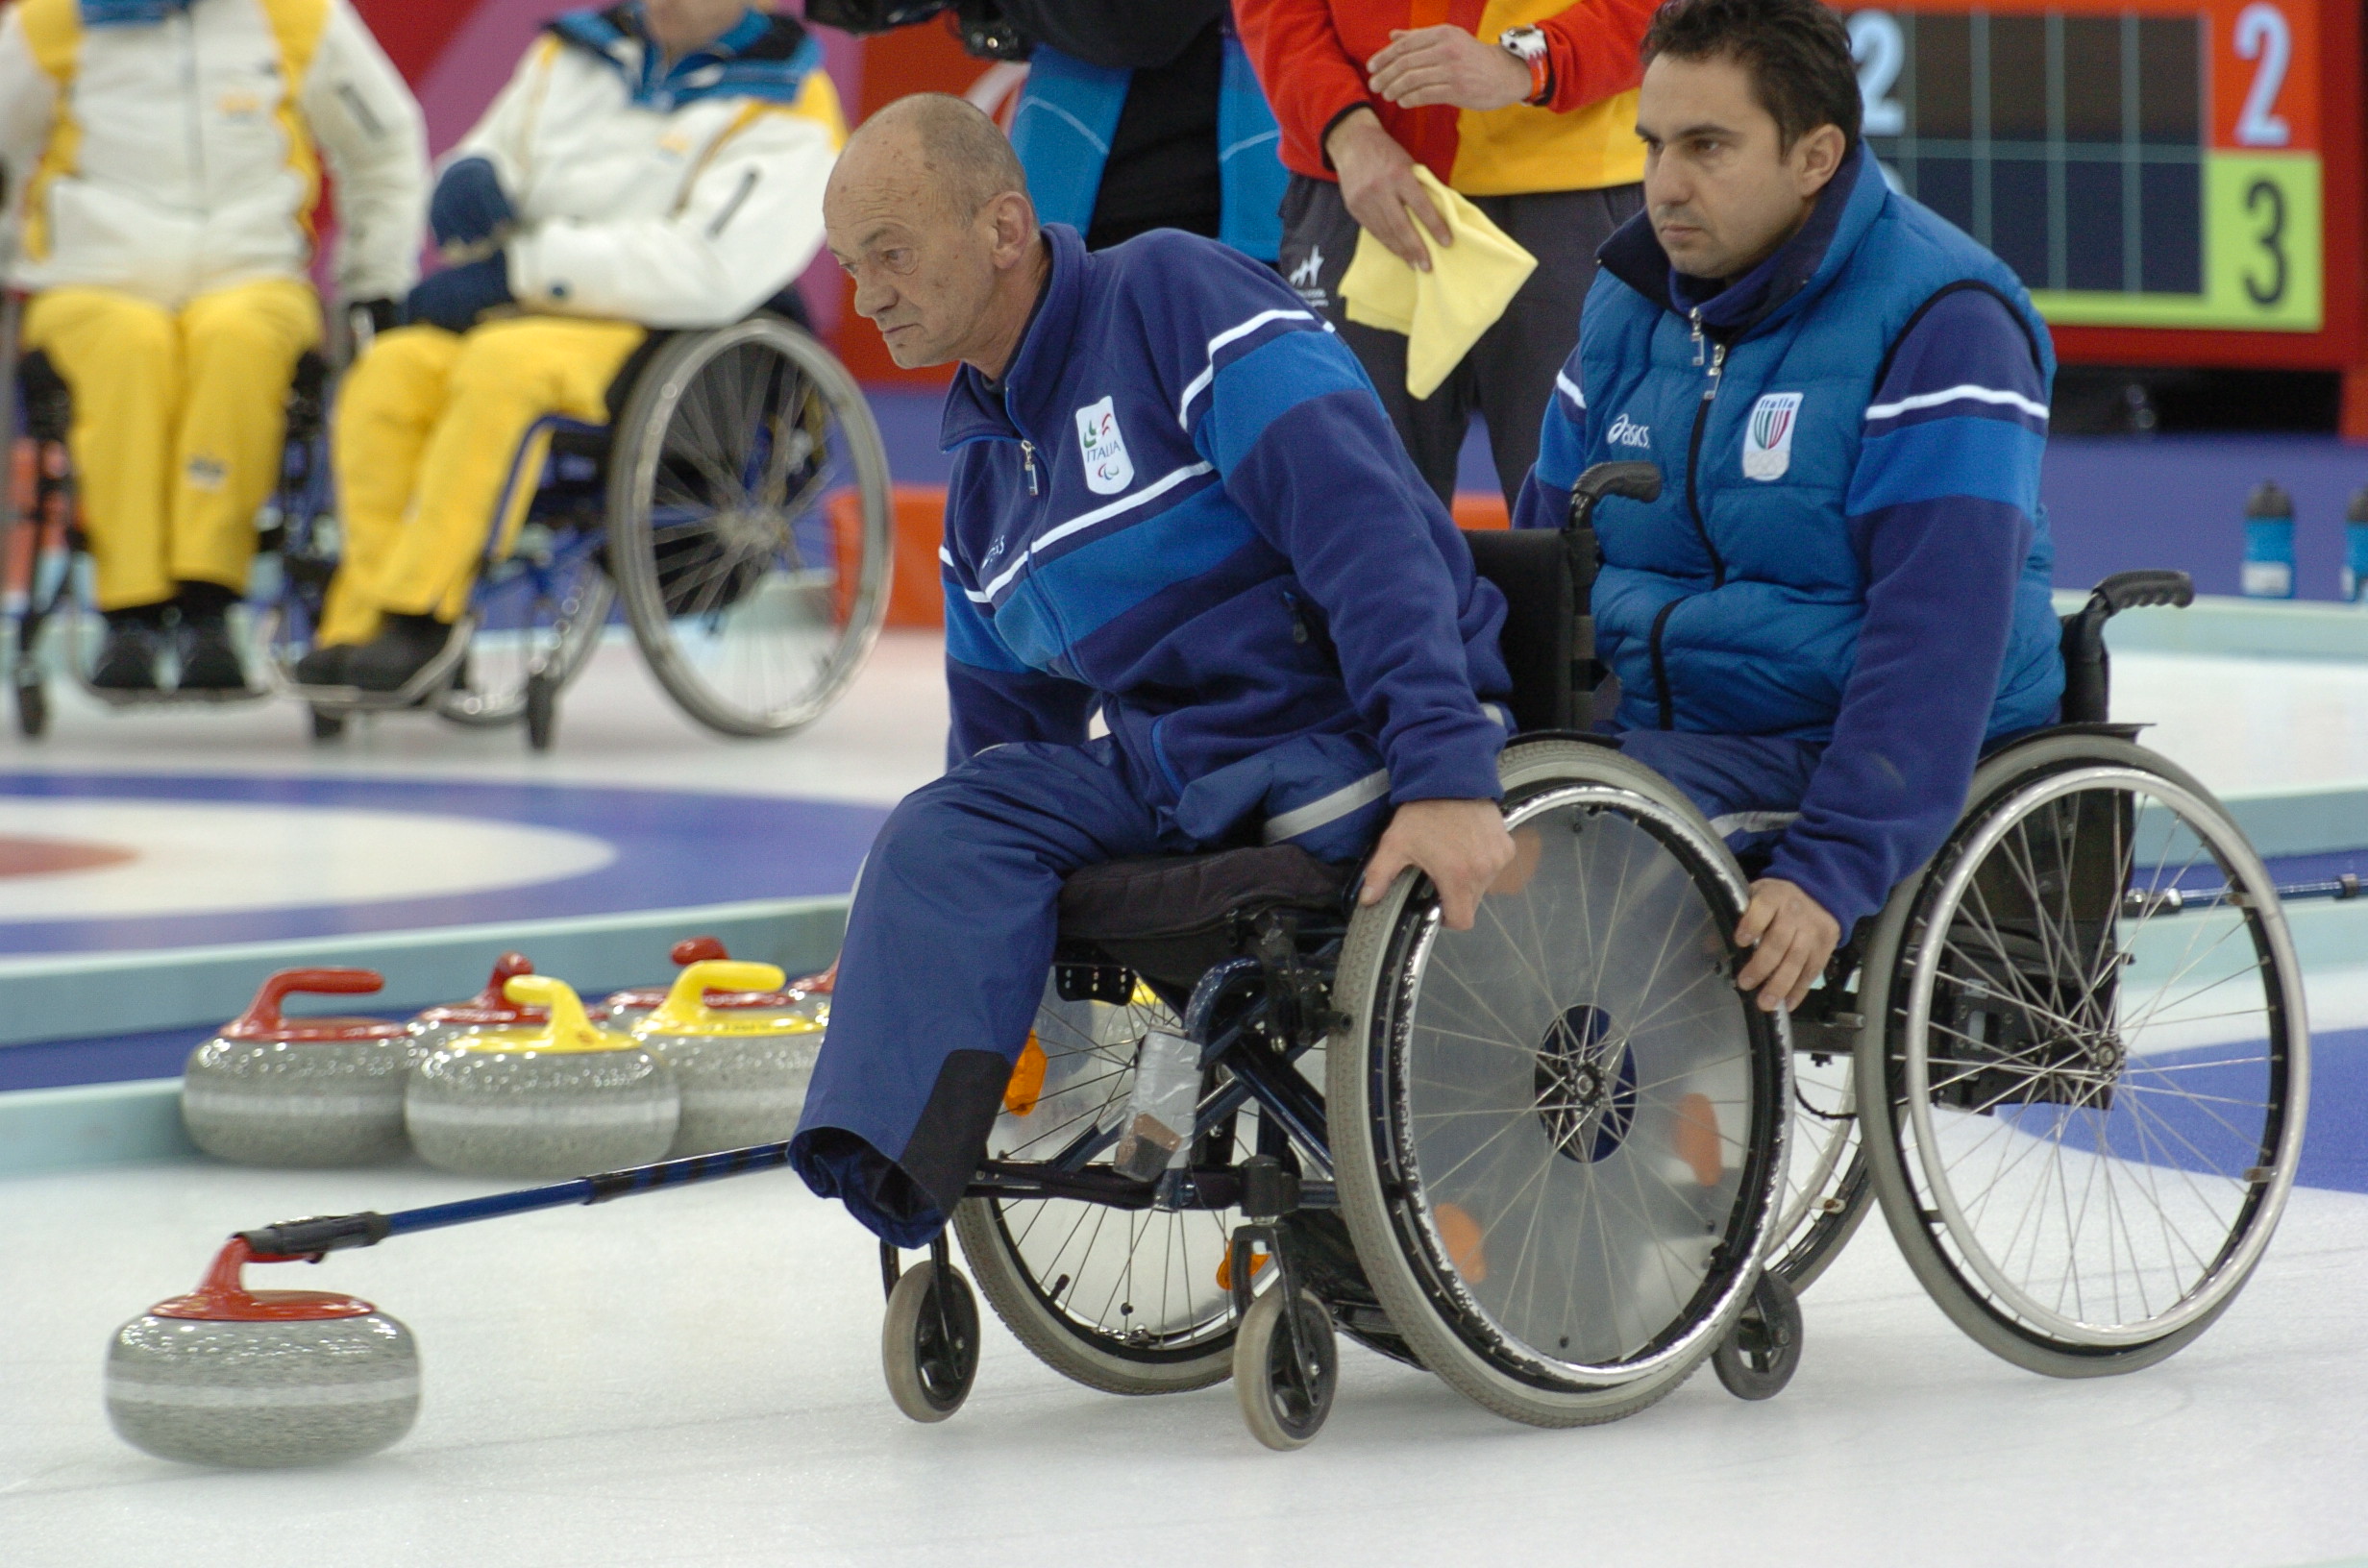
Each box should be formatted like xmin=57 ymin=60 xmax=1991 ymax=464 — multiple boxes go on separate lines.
xmin=648 ymin=959 xmax=787 ymax=1033
xmin=502 ymin=974 xmax=608 ymax=1050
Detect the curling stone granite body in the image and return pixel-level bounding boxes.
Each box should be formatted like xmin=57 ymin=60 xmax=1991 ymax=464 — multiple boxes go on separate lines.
xmin=180 ymin=968 xmax=415 ymax=1166
xmin=631 ymin=960 xmax=822 ymax=1156
xmin=106 ymin=1243 xmax=418 ymax=1468
xmin=407 ymin=974 xmax=678 ymax=1178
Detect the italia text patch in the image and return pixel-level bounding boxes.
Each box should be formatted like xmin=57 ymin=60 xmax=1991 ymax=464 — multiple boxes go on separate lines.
xmin=1074 ymin=396 xmax=1134 ymax=496
xmin=1743 ymin=393 xmax=1802 ymax=481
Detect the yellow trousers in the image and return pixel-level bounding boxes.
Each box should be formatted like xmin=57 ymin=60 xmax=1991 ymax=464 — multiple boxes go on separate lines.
xmin=21 ymin=281 xmax=321 ymax=611
xmin=321 ymin=317 xmax=646 ymax=646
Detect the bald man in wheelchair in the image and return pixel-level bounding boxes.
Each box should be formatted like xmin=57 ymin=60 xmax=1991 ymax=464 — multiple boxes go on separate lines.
xmin=296 ymin=0 xmax=845 ymax=692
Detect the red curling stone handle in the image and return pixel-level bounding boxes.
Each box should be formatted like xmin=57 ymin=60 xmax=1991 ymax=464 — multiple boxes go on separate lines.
xmin=148 ymin=1237 xmax=376 ymax=1322
xmin=226 ymin=968 xmax=385 ymax=1037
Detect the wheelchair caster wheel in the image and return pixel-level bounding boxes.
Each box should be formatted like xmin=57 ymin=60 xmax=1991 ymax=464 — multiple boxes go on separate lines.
xmin=524 ymin=672 xmax=555 ymax=751
xmin=1712 ymin=1270 xmax=1803 ymax=1401
xmin=882 ymin=1256 xmax=980 ymax=1423
xmin=308 ymin=706 xmax=345 ymax=742
xmin=1234 ymin=1286 xmax=1337 ymax=1451
xmin=13 ymin=675 xmax=46 ymax=738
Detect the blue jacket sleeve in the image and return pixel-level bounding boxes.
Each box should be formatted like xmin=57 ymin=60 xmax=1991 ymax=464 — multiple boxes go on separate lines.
xmin=942 ymin=549 xmax=1095 ymax=768
xmin=1765 ymin=287 xmax=2051 ymax=929
xmin=1171 ymin=252 xmax=1509 ymax=803
xmin=1513 ymin=353 xmax=1591 ymax=532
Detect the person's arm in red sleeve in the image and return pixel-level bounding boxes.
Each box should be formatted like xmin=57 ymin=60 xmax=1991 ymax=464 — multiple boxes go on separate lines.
xmin=1234 ymin=0 xmax=1373 ymax=178
xmin=1537 ymin=0 xmax=1660 ymax=113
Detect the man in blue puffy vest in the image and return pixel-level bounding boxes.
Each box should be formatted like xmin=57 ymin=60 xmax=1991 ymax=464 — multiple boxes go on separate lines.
xmin=1515 ymin=0 xmax=2064 ymax=1015
xmin=792 ymin=94 xmax=1516 ymax=1245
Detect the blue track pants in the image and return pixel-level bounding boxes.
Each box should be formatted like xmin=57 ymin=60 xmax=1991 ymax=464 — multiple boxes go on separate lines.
xmin=790 ymin=737 xmax=1391 ymax=1246
xmin=1616 ymin=729 xmax=1824 ymax=868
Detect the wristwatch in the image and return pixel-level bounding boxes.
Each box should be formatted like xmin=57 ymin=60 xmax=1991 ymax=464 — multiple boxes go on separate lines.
xmin=1498 ymin=24 xmax=1552 ymax=106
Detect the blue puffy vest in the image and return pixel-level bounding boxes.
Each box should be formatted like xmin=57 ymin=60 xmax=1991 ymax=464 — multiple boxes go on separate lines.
xmin=1577 ymin=156 xmax=2064 ymax=742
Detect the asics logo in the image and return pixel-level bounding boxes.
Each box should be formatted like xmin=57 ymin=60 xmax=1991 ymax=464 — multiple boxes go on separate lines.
xmin=1607 ymin=414 xmax=1651 ymax=450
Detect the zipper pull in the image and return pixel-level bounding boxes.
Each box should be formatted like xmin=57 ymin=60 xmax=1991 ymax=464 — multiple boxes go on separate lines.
xmin=1020 ymin=439 xmax=1039 ymax=497
xmin=1690 ymin=307 xmax=1705 ymax=368
xmin=1703 ymin=342 xmax=1727 ymax=401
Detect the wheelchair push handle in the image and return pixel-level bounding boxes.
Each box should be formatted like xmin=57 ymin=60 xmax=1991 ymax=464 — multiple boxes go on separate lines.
xmin=2089 ymin=569 xmax=2193 ymax=615
xmin=1566 ymin=461 xmax=1662 ymax=530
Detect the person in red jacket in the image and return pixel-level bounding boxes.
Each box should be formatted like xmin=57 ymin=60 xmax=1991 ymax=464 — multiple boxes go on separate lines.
xmin=1238 ymin=0 xmax=1654 ymax=508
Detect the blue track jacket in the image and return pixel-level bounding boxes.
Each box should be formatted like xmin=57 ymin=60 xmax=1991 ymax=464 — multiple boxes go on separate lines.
xmin=940 ymin=224 xmax=1512 ymax=849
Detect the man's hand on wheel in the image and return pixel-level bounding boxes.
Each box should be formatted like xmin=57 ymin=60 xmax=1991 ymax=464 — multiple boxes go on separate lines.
xmin=1323 ymin=107 xmax=1453 ymax=272
xmin=1734 ymin=878 xmax=1841 ymax=1013
xmin=1359 ymin=797 xmax=1515 ymax=931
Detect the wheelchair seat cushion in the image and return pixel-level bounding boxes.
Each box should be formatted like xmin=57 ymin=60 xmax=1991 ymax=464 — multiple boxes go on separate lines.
xmin=1056 ymin=845 xmax=1355 ymax=991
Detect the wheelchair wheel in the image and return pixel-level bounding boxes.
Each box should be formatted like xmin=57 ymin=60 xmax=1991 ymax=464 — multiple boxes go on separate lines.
xmin=881 ymin=1256 xmax=981 ymax=1423
xmin=1856 ymin=732 xmax=2308 ymax=1376
xmin=1767 ymin=1052 xmax=1870 ymax=1290
xmin=605 ymin=318 xmax=892 ymax=739
xmin=1710 ymin=1268 xmax=1804 ymax=1400
xmin=12 ymin=670 xmax=45 ymax=738
xmin=1329 ymin=737 xmax=1789 ymax=1427
xmin=437 ymin=529 xmax=613 ymax=732
xmin=952 ymin=975 xmax=1242 ymax=1395
xmin=1233 ymin=1286 xmax=1338 ymax=1451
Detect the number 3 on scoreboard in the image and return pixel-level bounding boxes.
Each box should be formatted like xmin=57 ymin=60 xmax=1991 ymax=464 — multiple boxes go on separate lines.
xmin=2242 ymin=179 xmax=2286 ymax=306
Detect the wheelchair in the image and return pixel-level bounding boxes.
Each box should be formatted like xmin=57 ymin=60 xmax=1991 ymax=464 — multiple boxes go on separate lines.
xmin=280 ymin=294 xmax=895 ymax=749
xmin=1 ymin=291 xmax=895 ymax=750
xmin=0 ymin=290 xmax=333 ymax=733
xmin=874 ymin=461 xmax=2312 ymax=1449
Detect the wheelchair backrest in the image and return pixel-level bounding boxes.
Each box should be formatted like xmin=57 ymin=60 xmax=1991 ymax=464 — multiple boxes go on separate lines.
xmin=1464 ymin=528 xmax=1579 ymax=733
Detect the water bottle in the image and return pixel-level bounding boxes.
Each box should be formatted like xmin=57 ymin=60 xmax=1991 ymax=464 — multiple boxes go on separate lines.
xmin=1112 ymin=1030 xmax=1198 ymax=1182
xmin=2241 ymin=480 xmax=2296 ymax=599
xmin=2346 ymin=487 xmax=2368 ymax=603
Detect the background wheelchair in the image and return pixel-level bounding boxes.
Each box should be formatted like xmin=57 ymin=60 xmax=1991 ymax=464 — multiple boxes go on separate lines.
xmin=0 ymin=290 xmax=894 ymax=750
xmin=873 ymin=462 xmax=2316 ymax=1451
xmin=280 ymin=294 xmax=895 ymax=748
xmin=0 ymin=291 xmax=335 ymax=734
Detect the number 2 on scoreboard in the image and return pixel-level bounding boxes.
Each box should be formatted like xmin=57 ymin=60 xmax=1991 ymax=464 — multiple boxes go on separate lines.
xmin=2233 ymin=3 xmax=2293 ymax=149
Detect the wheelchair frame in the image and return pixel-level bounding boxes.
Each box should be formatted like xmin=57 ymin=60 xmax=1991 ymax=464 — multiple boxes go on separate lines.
xmin=876 ymin=461 xmax=2324 ymax=1449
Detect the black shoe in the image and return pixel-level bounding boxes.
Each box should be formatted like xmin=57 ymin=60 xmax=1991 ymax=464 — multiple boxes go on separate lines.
xmin=92 ymin=618 xmax=164 ymax=691
xmin=348 ymin=613 xmax=455 ymax=693
xmin=173 ymin=616 xmax=249 ymax=691
xmin=292 ymin=643 xmax=352 ymax=686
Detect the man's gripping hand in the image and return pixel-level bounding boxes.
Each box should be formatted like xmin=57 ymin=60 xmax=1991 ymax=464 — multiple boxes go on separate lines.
xmin=1323 ymin=108 xmax=1453 ymax=272
xmin=1734 ymin=878 xmax=1841 ymax=1013
xmin=1358 ymin=798 xmax=1515 ymax=931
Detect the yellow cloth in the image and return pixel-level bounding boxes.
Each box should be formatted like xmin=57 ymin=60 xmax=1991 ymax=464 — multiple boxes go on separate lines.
xmin=322 ymin=316 xmax=645 ymax=645
xmin=21 ymin=280 xmax=320 ymax=609
xmin=1337 ymin=167 xmax=1538 ymax=401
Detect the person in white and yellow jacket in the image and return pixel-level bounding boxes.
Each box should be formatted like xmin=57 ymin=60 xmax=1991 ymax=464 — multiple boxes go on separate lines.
xmin=0 ymin=0 xmax=426 ymax=691
xmin=299 ymin=0 xmax=845 ymax=693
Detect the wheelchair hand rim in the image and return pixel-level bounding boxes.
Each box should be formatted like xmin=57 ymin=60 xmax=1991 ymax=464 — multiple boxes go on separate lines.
xmin=1369 ymin=780 xmax=1788 ymax=1389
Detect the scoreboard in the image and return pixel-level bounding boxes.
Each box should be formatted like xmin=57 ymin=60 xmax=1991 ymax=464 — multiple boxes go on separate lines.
xmin=1839 ymin=0 xmax=2364 ymax=419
